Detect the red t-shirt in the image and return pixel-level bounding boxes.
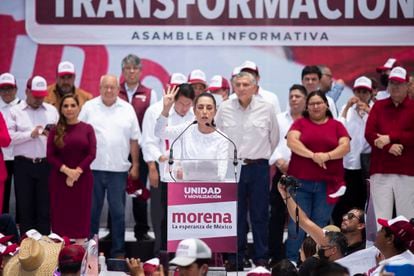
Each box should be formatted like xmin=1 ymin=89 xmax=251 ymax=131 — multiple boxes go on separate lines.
xmin=287 ymin=117 xmax=349 ymax=202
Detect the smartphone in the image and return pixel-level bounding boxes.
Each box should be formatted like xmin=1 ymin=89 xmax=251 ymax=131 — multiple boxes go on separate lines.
xmin=106 ymin=258 xmax=129 ymax=272
xmin=44 ymin=123 xmax=56 ymax=131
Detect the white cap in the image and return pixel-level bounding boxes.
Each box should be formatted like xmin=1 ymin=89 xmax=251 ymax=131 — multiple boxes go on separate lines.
xmin=246 ymin=266 xmax=271 ymax=276
xmin=239 ymin=60 xmax=259 ymax=75
xmin=188 ymin=69 xmax=207 ymax=86
xmin=0 ymin=73 xmax=17 ymax=88
xmin=232 ymin=66 xmax=241 ymax=77
xmin=389 ymin=66 xmax=408 ymax=83
xmin=169 ymin=238 xmax=212 ymax=266
xmin=353 ymin=76 xmax=372 ymax=91
xmin=27 ymin=76 xmax=48 ymax=97
xmin=208 ymin=75 xmax=230 ymax=91
xmin=376 ymin=58 xmax=399 ymax=72
xmin=58 ymin=61 xmax=75 ymax=76
xmin=143 ymin=258 xmax=160 ymax=274
xmin=169 ymin=73 xmax=187 ymax=86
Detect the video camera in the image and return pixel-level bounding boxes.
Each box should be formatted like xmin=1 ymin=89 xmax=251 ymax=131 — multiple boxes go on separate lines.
xmin=279 ymin=175 xmax=300 ymax=189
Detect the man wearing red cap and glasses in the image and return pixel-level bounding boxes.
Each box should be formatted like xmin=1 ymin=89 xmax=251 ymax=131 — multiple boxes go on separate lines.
xmin=365 ymin=66 xmax=414 ymax=231
xmin=8 ymin=76 xmax=59 ymax=235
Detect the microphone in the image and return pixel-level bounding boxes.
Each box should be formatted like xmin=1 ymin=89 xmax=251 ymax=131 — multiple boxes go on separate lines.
xmin=168 ymin=120 xmax=197 ymax=165
xmin=205 ymin=122 xmax=238 ymax=166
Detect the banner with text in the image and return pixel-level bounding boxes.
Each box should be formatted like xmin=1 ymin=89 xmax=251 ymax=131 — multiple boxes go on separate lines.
xmin=26 ymin=0 xmax=414 ymax=46
xmin=167 ymin=182 xmax=237 ymax=253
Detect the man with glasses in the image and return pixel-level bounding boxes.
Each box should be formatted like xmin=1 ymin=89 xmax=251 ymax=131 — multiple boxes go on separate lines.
xmin=365 ymin=66 xmax=414 ymax=230
xmin=0 ymin=73 xmax=20 ymax=214
xmin=318 ymin=65 xmax=345 ymax=103
xmin=278 ymin=182 xmax=366 ymax=256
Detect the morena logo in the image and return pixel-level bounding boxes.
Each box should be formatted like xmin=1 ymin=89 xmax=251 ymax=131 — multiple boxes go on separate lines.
xmin=172 ymin=212 xmax=232 ymax=224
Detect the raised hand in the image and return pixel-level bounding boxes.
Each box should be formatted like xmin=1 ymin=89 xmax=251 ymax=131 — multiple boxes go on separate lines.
xmin=161 ymin=85 xmax=180 ymax=117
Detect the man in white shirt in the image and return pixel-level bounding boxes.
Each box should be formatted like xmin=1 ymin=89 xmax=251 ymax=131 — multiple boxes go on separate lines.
xmin=268 ymin=84 xmax=307 ymax=265
xmin=216 ymin=71 xmax=279 ymax=270
xmin=301 ymin=65 xmax=338 ymax=118
xmin=0 ymin=73 xmax=21 ymax=214
xmin=79 ymin=74 xmax=140 ymax=258
xmin=332 ymin=76 xmax=374 ymax=226
xmin=8 ymin=76 xmax=59 ymax=235
xmin=141 ymin=79 xmax=194 ymax=256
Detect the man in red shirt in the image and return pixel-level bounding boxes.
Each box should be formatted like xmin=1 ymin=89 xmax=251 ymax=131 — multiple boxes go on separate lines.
xmin=365 ymin=66 xmax=414 ymax=230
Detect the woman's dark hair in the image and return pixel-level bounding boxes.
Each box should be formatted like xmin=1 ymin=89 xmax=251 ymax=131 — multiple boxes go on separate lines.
xmin=271 ymin=259 xmax=298 ymax=276
xmin=384 ymin=227 xmax=407 ymax=253
xmin=302 ymin=90 xmax=333 ymax=119
xmin=194 ymin=92 xmax=217 ymax=108
xmin=302 ymin=236 xmax=317 ymax=260
xmin=54 ymin=94 xmax=80 ymax=148
xmin=289 ymin=84 xmax=307 ymax=97
xmin=175 ymin=83 xmax=195 ymax=101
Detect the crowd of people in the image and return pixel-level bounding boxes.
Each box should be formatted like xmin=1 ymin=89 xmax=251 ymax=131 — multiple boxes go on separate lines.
xmin=0 ymin=55 xmax=414 ymax=275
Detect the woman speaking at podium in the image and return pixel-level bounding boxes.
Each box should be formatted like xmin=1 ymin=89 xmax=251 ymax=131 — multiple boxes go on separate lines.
xmin=155 ymin=84 xmax=229 ymax=180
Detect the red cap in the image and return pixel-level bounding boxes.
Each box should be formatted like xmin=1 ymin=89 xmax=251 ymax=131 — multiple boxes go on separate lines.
xmin=58 ymin=61 xmax=75 ymax=76
xmin=0 ymin=73 xmax=17 ymax=88
xmin=376 ymin=58 xmax=400 ymax=73
xmin=188 ymin=69 xmax=207 ymax=86
xmin=58 ymin=245 xmax=86 ymax=266
xmin=239 ymin=60 xmax=259 ymax=76
xmin=208 ymin=75 xmax=230 ymax=92
xmin=26 ymin=76 xmax=48 ymax=97
xmin=388 ymin=66 xmax=409 ymax=83
xmin=353 ymin=76 xmax=372 ymax=91
xmin=378 ymin=216 xmax=414 ymax=252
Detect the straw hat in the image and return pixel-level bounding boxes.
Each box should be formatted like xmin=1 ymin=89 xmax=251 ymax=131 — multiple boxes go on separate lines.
xmin=3 ymin=237 xmax=63 ymax=275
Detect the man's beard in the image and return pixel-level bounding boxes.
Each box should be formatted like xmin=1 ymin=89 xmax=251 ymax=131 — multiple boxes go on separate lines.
xmin=56 ymin=85 xmax=74 ymax=96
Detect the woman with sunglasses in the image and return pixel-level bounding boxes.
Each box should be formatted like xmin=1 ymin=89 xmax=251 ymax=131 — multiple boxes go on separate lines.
xmin=284 ymin=90 xmax=350 ymax=262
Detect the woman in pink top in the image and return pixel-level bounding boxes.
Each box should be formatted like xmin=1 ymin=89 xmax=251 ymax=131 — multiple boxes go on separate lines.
xmin=284 ymin=90 xmax=350 ymax=262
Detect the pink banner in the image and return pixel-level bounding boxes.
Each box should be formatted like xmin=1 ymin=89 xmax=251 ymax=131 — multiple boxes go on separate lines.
xmin=167 ymin=182 xmax=237 ymax=253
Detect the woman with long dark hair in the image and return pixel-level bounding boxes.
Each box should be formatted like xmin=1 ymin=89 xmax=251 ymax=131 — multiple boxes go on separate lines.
xmin=47 ymin=94 xmax=96 ymax=244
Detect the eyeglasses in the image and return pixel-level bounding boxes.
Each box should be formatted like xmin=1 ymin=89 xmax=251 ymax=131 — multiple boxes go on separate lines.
xmin=307 ymin=101 xmax=325 ymax=107
xmin=319 ymin=245 xmax=334 ymax=250
xmin=342 ymin=212 xmax=360 ymax=221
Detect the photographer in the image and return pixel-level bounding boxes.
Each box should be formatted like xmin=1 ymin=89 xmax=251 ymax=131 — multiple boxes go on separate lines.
xmin=278 ymin=178 xmax=366 ymax=257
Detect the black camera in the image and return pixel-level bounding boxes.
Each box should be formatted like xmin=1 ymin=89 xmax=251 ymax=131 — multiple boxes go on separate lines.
xmin=279 ymin=175 xmax=300 ymax=189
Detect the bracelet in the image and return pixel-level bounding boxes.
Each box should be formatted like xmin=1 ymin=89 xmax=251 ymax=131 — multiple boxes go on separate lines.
xmin=327 ymin=153 xmax=331 ymax=160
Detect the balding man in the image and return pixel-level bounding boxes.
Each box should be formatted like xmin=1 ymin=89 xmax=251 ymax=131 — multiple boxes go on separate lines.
xmin=79 ymin=75 xmax=141 ymax=258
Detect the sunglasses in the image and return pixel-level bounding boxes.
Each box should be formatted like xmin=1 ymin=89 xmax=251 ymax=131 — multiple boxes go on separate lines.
xmin=342 ymin=212 xmax=360 ymax=221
